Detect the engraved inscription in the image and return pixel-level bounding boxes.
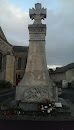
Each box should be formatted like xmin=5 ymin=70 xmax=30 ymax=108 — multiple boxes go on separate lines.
xmin=29 ymin=28 xmax=46 ymax=33
xmin=30 ymin=34 xmax=45 ymax=40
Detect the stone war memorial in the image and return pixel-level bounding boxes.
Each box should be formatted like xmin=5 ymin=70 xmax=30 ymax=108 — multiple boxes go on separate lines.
xmin=15 ymin=3 xmax=58 ymax=111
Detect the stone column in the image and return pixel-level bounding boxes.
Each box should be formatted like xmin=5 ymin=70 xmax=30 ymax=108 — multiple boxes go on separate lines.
xmin=5 ymin=54 xmax=15 ymax=86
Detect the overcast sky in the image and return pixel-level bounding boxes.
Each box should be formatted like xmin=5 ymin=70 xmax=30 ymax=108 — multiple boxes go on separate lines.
xmin=0 ymin=0 xmax=74 ymax=69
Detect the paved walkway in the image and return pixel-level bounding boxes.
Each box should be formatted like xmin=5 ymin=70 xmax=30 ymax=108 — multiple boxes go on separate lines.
xmin=0 ymin=88 xmax=15 ymax=94
xmin=0 ymin=88 xmax=74 ymax=120
xmin=60 ymin=88 xmax=74 ymax=118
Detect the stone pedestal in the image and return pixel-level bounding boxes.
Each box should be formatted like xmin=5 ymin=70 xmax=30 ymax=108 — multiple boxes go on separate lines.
xmin=19 ymin=103 xmax=39 ymax=111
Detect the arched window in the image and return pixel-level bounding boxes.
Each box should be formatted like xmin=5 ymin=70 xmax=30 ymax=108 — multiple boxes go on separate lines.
xmin=0 ymin=52 xmax=2 ymax=70
xmin=18 ymin=57 xmax=22 ymax=69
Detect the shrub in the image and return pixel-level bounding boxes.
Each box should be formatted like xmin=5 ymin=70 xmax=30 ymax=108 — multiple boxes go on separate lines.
xmin=0 ymin=80 xmax=12 ymax=88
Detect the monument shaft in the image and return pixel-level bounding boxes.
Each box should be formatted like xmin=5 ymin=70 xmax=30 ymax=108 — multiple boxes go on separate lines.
xmin=27 ymin=25 xmax=47 ymax=86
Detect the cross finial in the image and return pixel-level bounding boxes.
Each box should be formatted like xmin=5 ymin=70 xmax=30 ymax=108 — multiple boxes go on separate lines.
xmin=29 ymin=3 xmax=46 ymax=24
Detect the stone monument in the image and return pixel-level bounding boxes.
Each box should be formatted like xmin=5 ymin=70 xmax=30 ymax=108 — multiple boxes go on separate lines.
xmin=16 ymin=3 xmax=58 ymax=110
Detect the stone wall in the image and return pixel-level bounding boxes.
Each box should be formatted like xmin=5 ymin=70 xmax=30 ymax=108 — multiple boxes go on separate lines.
xmin=0 ymin=38 xmax=13 ymax=55
xmin=50 ymin=73 xmax=66 ymax=82
xmin=50 ymin=69 xmax=74 ymax=84
xmin=5 ymin=55 xmax=15 ymax=86
xmin=66 ymin=69 xmax=74 ymax=83
xmin=0 ymin=37 xmax=13 ymax=82
xmin=0 ymin=55 xmax=6 ymax=80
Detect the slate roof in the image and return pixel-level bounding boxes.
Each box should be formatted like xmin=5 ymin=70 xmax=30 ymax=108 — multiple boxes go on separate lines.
xmin=52 ymin=63 xmax=74 ymax=74
xmin=0 ymin=26 xmax=12 ymax=46
xmin=13 ymin=46 xmax=29 ymax=52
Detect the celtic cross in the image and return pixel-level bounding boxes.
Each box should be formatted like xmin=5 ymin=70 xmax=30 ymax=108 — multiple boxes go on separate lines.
xmin=29 ymin=3 xmax=46 ymax=24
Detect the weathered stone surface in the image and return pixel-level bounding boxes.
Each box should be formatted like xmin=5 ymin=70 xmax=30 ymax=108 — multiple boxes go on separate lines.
xmin=16 ymin=3 xmax=58 ymax=104
xmin=29 ymin=3 xmax=46 ymax=24
xmin=0 ymin=37 xmax=15 ymax=85
xmin=19 ymin=103 xmax=38 ymax=111
xmin=5 ymin=55 xmax=15 ymax=85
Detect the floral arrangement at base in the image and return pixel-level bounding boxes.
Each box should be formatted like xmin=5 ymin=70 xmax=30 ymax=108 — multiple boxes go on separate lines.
xmin=1 ymin=101 xmax=62 ymax=118
xmin=1 ymin=108 xmax=24 ymax=118
xmin=39 ymin=103 xmax=56 ymax=115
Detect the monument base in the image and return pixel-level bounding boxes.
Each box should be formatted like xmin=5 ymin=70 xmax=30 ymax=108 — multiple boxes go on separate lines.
xmin=16 ymin=85 xmax=58 ymax=103
xmin=19 ymin=102 xmax=39 ymax=111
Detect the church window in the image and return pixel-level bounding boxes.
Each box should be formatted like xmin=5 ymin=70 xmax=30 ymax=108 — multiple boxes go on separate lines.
xmin=18 ymin=75 xmax=20 ymax=79
xmin=26 ymin=57 xmax=27 ymax=64
xmin=18 ymin=57 xmax=22 ymax=69
xmin=0 ymin=52 xmax=2 ymax=70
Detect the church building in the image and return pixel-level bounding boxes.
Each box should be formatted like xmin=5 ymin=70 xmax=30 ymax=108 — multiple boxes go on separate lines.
xmin=0 ymin=27 xmax=28 ymax=86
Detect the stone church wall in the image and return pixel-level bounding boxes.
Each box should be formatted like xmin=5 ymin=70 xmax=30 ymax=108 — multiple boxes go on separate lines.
xmin=5 ymin=55 xmax=15 ymax=86
xmin=14 ymin=51 xmax=28 ymax=80
xmin=0 ymin=37 xmax=15 ymax=85
xmin=0 ymin=28 xmax=28 ymax=86
xmin=0 ymin=55 xmax=6 ymax=80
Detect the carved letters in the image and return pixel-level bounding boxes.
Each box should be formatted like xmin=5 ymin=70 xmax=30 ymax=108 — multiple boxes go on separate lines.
xmin=29 ymin=28 xmax=45 ymax=32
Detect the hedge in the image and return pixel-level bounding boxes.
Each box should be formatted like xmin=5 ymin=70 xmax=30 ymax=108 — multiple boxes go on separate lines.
xmin=0 ymin=80 xmax=12 ymax=88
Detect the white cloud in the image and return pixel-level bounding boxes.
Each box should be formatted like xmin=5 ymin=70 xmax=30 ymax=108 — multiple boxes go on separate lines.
xmin=47 ymin=65 xmax=62 ymax=70
xmin=0 ymin=0 xmax=33 ymax=45
xmin=56 ymin=0 xmax=74 ymax=11
xmin=45 ymin=0 xmax=74 ymax=66
xmin=0 ymin=0 xmax=74 ymax=67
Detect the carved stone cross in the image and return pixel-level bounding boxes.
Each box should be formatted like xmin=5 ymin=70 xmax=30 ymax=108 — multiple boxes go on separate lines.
xmin=29 ymin=3 xmax=46 ymax=24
